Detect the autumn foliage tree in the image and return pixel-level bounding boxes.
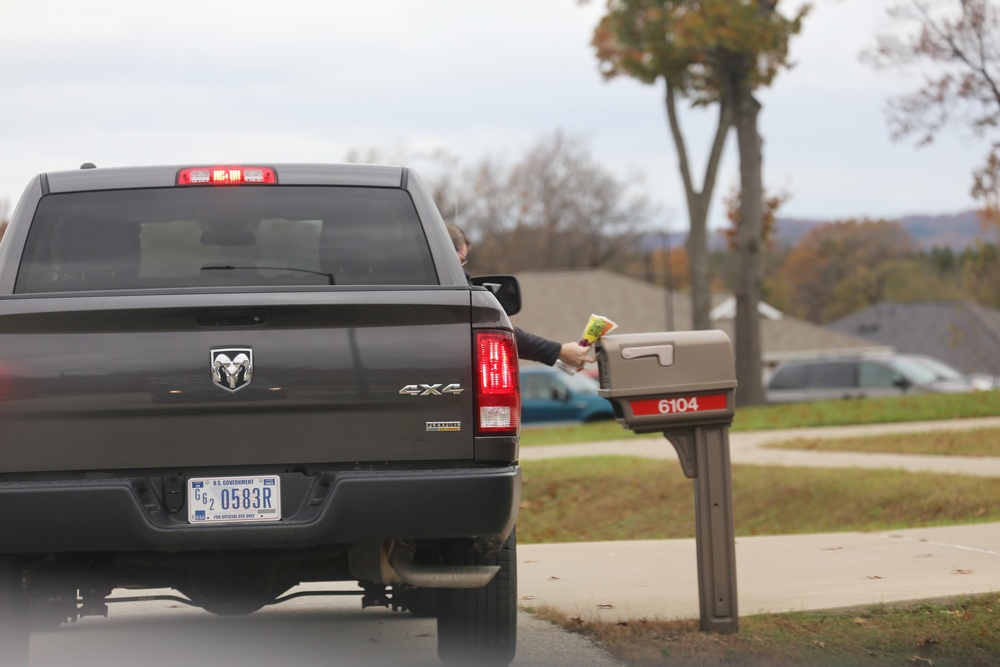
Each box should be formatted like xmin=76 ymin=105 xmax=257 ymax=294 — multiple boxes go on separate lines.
xmin=721 ymin=183 xmax=790 ymax=249
xmin=586 ymin=0 xmax=808 ymax=405
xmin=769 ymin=219 xmax=916 ymax=323
xmin=865 ymin=1 xmax=1000 ymax=221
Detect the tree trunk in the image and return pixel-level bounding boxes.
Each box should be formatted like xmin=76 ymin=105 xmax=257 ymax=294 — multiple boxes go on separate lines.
xmin=685 ymin=198 xmax=711 ymax=330
xmin=664 ymin=82 xmax=731 ymax=331
xmin=727 ymin=69 xmax=766 ymax=407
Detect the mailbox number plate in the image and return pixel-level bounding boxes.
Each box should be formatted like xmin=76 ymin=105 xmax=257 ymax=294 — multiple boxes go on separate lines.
xmin=630 ymin=393 xmax=727 ymax=416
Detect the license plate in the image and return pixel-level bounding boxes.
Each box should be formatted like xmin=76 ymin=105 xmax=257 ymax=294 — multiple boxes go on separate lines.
xmin=187 ymin=475 xmax=281 ymax=524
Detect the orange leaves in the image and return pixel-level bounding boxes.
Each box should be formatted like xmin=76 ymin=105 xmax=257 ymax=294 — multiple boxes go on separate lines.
xmin=589 ymin=0 xmax=809 ymax=95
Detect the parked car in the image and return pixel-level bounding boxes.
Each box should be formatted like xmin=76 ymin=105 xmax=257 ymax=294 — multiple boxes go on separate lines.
xmin=898 ymin=353 xmax=999 ymax=391
xmin=520 ymin=366 xmax=615 ymax=424
xmin=765 ymin=354 xmax=976 ymax=403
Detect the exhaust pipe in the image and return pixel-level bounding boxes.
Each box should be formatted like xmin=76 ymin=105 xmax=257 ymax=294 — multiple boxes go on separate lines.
xmin=389 ymin=544 xmax=499 ymax=589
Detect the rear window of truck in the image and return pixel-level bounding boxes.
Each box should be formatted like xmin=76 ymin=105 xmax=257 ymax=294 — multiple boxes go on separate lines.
xmin=15 ymin=186 xmax=438 ymax=293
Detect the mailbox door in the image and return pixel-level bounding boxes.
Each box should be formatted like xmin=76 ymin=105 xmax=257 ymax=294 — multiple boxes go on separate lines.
xmin=595 ymin=330 xmax=737 ymax=433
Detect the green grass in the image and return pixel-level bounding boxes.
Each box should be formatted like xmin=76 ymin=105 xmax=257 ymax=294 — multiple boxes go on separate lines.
xmin=518 ymin=392 xmax=1000 ymax=665
xmin=734 ymin=390 xmax=1000 ymax=431
xmin=538 ymin=594 xmax=1000 ymax=666
xmin=519 ymin=419 xmax=649 ymax=446
xmin=519 ymin=390 xmax=1000 ymax=446
xmin=517 ymin=456 xmax=1000 ymax=543
xmin=768 ymin=428 xmax=1000 ymax=456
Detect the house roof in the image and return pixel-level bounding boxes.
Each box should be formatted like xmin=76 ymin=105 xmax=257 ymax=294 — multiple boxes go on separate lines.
xmin=507 ymin=269 xmax=887 ymax=365
xmin=828 ymin=300 xmax=1000 ymax=375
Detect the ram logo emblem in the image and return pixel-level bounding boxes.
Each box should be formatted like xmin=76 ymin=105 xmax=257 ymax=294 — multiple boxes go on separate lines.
xmin=211 ymin=348 xmax=254 ymax=392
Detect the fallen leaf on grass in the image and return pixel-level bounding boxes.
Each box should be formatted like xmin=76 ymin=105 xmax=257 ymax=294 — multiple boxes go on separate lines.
xmin=812 ymin=640 xmax=826 ymax=648
xmin=851 ymin=617 xmax=867 ymax=625
xmin=906 ymin=656 xmax=933 ymax=665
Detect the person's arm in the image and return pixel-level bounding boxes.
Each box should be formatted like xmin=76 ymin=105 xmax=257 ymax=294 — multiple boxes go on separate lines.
xmin=513 ymin=327 xmax=562 ymax=366
xmin=514 ymin=328 xmax=595 ymax=370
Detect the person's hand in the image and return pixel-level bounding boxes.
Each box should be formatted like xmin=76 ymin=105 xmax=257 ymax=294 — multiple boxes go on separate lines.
xmin=558 ymin=342 xmax=596 ymax=371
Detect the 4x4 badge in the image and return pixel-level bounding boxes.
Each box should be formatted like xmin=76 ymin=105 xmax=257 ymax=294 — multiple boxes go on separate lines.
xmin=211 ymin=347 xmax=254 ymax=392
xmin=399 ymin=383 xmax=464 ymax=396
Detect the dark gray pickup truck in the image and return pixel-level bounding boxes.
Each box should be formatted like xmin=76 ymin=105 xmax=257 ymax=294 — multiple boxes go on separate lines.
xmin=0 ymin=163 xmax=522 ymax=666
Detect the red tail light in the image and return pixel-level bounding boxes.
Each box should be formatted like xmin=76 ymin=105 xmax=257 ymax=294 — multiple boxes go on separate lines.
xmin=176 ymin=166 xmax=277 ymax=186
xmin=475 ymin=331 xmax=520 ymax=435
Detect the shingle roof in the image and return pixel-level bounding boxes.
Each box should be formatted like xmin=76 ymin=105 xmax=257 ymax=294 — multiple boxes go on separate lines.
xmin=508 ymin=269 xmax=888 ymax=365
xmin=828 ymin=300 xmax=1000 ymax=375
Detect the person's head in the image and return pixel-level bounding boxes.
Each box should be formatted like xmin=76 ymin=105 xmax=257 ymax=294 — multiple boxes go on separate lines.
xmin=447 ymin=224 xmax=469 ymax=266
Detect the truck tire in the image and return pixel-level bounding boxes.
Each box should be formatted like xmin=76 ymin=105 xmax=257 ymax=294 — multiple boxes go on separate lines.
xmin=0 ymin=557 xmax=30 ymax=667
xmin=436 ymin=529 xmax=517 ymax=667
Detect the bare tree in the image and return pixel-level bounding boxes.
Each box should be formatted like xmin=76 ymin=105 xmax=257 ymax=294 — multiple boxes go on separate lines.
xmin=346 ymin=134 xmax=651 ymax=274
xmin=864 ymin=1 xmax=1000 ymax=205
xmin=344 ymin=145 xmax=463 ymax=225
xmin=460 ymin=130 xmax=651 ymax=274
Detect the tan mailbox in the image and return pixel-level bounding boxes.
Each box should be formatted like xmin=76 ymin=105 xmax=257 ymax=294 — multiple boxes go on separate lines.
xmin=596 ymin=330 xmax=737 ymax=433
xmin=595 ymin=330 xmax=740 ymax=634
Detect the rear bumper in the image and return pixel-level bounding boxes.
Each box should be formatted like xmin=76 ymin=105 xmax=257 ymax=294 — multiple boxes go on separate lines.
xmin=0 ymin=466 xmax=520 ymax=554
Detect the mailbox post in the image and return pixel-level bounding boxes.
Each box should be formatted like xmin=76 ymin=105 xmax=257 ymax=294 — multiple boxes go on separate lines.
xmin=595 ymin=330 xmax=739 ymax=633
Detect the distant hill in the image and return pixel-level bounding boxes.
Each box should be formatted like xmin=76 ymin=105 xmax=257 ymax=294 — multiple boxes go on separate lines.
xmin=642 ymin=210 xmax=986 ymax=253
xmin=772 ymin=210 xmax=984 ymax=250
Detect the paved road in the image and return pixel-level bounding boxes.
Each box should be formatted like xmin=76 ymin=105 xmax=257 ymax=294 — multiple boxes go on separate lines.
xmin=30 ymin=587 xmax=623 ymax=667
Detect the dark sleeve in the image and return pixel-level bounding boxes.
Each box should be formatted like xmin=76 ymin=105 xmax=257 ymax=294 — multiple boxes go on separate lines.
xmin=514 ymin=326 xmax=561 ymax=366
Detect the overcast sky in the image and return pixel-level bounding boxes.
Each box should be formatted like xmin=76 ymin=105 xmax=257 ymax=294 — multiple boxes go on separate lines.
xmin=1 ymin=0 xmax=988 ymax=231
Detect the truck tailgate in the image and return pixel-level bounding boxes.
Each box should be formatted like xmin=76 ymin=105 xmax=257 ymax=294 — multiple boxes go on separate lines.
xmin=0 ymin=290 xmax=478 ymax=473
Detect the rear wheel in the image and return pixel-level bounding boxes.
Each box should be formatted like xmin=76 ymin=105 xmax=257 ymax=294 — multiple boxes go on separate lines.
xmin=0 ymin=557 xmax=30 ymax=667
xmin=436 ymin=530 xmax=517 ymax=667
